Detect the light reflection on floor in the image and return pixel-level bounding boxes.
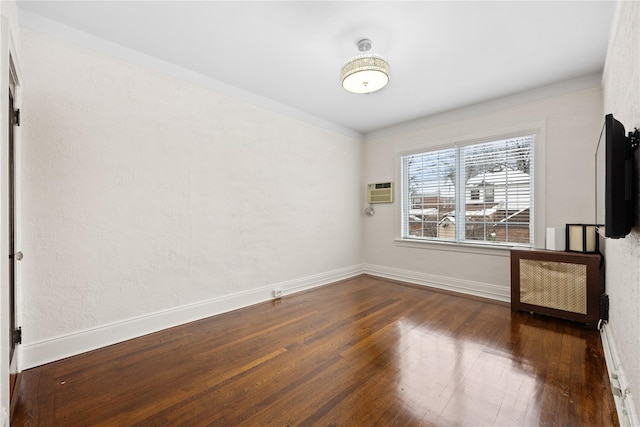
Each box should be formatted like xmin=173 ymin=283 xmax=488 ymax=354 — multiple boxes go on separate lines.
xmin=394 ymin=318 xmax=544 ymax=426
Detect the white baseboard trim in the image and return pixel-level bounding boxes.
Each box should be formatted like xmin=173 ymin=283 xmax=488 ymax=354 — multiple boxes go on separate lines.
xmin=21 ymin=264 xmax=362 ymax=370
xmin=362 ymin=263 xmax=510 ymax=302
xmin=21 ymin=264 xmax=507 ymax=369
xmin=601 ymin=323 xmax=638 ymax=427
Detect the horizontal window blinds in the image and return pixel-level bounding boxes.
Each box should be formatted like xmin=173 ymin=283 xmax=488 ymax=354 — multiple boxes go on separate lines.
xmin=402 ymin=135 xmax=534 ymax=246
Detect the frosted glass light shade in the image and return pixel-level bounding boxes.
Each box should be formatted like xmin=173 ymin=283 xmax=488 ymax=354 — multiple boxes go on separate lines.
xmin=341 ymin=54 xmax=390 ymax=94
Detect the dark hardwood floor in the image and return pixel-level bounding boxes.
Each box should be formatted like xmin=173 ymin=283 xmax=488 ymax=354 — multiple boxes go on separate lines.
xmin=12 ymin=275 xmax=617 ymax=426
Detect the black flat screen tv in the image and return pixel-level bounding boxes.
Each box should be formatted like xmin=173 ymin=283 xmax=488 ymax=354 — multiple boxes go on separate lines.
xmin=604 ymin=114 xmax=638 ymax=238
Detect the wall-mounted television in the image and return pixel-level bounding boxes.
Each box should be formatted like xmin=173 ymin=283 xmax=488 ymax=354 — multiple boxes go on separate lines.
xmin=596 ymin=114 xmax=639 ymax=239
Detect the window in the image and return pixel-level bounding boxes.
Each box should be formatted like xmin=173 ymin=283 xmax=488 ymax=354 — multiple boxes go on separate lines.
xmin=401 ymin=135 xmax=534 ymax=246
xmin=485 ymin=185 xmax=495 ymax=203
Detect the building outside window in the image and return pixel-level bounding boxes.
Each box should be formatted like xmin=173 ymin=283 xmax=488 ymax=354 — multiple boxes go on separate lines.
xmin=401 ymin=135 xmax=534 ymax=246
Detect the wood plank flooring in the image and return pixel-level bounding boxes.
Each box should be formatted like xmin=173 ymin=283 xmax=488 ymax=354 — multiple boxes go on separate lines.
xmin=12 ymin=275 xmax=618 ymax=426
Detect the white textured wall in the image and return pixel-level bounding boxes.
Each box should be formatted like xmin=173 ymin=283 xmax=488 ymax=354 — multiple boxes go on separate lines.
xmin=363 ymin=80 xmax=603 ymax=296
xmin=602 ymin=0 xmax=640 ymax=420
xmin=20 ymin=29 xmax=362 ymax=344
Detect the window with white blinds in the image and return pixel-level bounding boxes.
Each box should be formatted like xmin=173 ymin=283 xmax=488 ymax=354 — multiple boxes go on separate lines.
xmin=401 ymin=135 xmax=534 ymax=246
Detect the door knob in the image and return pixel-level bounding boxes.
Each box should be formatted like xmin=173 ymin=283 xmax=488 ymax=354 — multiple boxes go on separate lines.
xmin=13 ymin=251 xmax=23 ymax=261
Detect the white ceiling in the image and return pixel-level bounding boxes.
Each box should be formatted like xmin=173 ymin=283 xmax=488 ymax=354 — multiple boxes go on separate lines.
xmin=16 ymin=1 xmax=616 ymax=134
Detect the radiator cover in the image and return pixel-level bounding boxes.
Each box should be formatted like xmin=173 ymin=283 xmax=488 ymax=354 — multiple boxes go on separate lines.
xmin=511 ymin=249 xmax=603 ymax=328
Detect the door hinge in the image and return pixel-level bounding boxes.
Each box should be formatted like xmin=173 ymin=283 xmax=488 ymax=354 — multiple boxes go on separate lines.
xmin=13 ymin=327 xmax=22 ymax=345
xmin=13 ymin=108 xmax=20 ymax=127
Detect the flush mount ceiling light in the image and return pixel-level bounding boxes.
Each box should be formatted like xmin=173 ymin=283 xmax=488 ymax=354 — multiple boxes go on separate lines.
xmin=340 ymin=39 xmax=390 ymax=94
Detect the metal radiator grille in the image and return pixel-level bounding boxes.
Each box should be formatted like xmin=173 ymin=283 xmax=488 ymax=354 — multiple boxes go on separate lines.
xmin=519 ymin=259 xmax=587 ymax=314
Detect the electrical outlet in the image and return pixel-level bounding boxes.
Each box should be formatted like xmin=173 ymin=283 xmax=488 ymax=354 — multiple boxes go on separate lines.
xmin=273 ymin=289 xmax=283 ymax=298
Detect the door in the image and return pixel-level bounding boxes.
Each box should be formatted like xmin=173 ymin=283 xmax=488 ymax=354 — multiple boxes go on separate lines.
xmin=8 ymin=62 xmax=20 ymax=377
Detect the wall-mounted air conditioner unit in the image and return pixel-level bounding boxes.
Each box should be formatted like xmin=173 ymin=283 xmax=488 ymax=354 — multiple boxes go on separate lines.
xmin=367 ymin=182 xmax=393 ymax=203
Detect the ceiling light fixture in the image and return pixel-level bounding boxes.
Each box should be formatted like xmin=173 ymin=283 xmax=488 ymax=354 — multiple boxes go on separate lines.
xmin=340 ymin=39 xmax=390 ymax=94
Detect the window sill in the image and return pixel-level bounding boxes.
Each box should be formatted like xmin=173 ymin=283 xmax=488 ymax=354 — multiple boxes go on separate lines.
xmin=394 ymin=238 xmax=527 ymax=257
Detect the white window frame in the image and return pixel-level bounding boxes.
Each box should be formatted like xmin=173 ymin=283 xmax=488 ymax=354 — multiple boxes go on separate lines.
xmin=395 ymin=121 xmax=546 ymax=253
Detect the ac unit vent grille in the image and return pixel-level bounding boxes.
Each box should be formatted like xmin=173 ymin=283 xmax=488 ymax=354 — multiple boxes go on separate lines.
xmin=367 ymin=182 xmax=393 ymax=204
